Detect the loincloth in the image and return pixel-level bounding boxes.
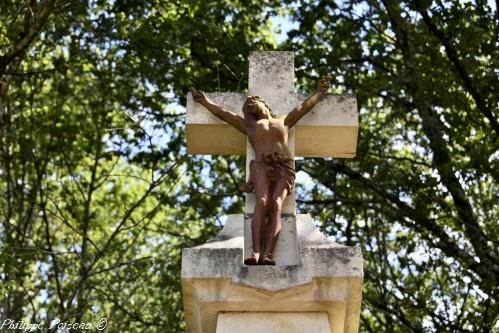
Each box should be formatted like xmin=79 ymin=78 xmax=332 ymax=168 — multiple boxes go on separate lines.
xmin=247 ymin=152 xmax=296 ymax=193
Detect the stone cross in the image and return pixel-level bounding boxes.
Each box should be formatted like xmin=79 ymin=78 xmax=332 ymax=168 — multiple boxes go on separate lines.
xmin=186 ymin=51 xmax=358 ymax=264
xmin=183 ymin=52 xmax=362 ymax=331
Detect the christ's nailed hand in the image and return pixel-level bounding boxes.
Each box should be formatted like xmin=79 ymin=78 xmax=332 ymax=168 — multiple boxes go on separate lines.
xmin=190 ymin=87 xmax=207 ymax=104
xmin=317 ymin=77 xmax=331 ymax=94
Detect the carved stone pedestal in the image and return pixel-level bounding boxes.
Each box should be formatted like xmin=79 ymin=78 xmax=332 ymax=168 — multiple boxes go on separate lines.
xmin=181 ymin=214 xmax=363 ymax=333
xmin=216 ymin=313 xmax=331 ymax=333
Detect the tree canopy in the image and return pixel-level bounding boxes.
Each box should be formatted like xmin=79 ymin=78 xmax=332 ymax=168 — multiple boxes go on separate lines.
xmin=0 ymin=0 xmax=497 ymax=332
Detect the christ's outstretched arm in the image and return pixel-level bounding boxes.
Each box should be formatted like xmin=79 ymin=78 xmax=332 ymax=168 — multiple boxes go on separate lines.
xmin=284 ymin=78 xmax=330 ymax=128
xmin=190 ymin=88 xmax=247 ymax=134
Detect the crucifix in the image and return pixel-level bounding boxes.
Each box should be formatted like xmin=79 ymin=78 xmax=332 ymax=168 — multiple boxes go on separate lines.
xmin=186 ymin=51 xmax=357 ymax=266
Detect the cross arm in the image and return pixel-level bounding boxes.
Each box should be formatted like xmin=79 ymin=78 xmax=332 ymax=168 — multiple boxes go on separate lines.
xmin=186 ymin=92 xmax=247 ymax=155
xmin=186 ymin=92 xmax=358 ymax=158
xmin=293 ymin=93 xmax=358 ymax=158
xmin=284 ymin=90 xmax=326 ymax=128
xmin=197 ymin=98 xmax=247 ymax=135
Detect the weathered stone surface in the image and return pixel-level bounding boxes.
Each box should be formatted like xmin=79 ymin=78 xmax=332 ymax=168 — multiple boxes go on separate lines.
xmin=216 ymin=312 xmax=331 ymax=333
xmin=186 ymin=92 xmax=247 ymax=155
xmin=248 ymin=51 xmax=296 ymax=115
xmin=181 ymin=214 xmax=363 ymax=333
xmin=182 ymin=214 xmax=362 ymax=289
xmin=294 ymin=93 xmax=358 ymax=158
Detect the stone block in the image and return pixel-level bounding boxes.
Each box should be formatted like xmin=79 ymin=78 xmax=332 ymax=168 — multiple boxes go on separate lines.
xmin=181 ymin=214 xmax=363 ymax=333
xmin=216 ymin=312 xmax=331 ymax=333
xmin=186 ymin=92 xmax=247 ymax=155
xmin=295 ymin=93 xmax=358 ymax=158
xmin=248 ymin=51 xmax=295 ymax=115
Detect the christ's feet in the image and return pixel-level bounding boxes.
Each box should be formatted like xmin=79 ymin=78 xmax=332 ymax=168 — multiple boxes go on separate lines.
xmin=244 ymin=252 xmax=259 ymax=265
xmin=260 ymin=253 xmax=275 ymax=265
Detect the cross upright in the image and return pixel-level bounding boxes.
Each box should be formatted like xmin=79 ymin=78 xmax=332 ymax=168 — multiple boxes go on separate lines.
xmin=186 ymin=51 xmax=358 ymax=265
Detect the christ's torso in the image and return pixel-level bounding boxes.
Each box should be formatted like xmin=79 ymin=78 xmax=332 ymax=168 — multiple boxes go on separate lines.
xmin=246 ymin=118 xmax=292 ymax=160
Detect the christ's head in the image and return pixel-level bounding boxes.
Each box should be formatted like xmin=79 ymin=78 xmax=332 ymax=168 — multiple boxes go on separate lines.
xmin=242 ymin=96 xmax=277 ymax=120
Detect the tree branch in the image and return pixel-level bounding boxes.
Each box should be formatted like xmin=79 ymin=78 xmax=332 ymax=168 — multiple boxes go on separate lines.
xmin=308 ymin=159 xmax=497 ymax=287
xmin=0 ymin=0 xmax=57 ymax=77
xmin=413 ymin=0 xmax=499 ymax=137
xmin=379 ymin=0 xmax=498 ymax=285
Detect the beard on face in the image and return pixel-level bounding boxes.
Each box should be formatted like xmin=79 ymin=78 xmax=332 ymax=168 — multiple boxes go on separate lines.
xmin=247 ymin=103 xmax=256 ymax=113
xmin=243 ymin=96 xmax=273 ymax=119
xmin=244 ymin=101 xmax=259 ymax=116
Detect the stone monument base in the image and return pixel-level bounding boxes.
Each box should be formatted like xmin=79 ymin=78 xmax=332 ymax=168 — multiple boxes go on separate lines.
xmin=216 ymin=312 xmax=330 ymax=333
xmin=181 ymin=214 xmax=363 ymax=333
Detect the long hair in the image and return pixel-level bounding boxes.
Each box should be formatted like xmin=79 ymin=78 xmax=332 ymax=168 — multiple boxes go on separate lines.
xmin=242 ymin=96 xmax=277 ymax=119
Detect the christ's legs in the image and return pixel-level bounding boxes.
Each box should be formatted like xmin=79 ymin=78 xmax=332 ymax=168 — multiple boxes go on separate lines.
xmin=244 ymin=165 xmax=269 ymax=265
xmin=262 ymin=178 xmax=289 ymax=264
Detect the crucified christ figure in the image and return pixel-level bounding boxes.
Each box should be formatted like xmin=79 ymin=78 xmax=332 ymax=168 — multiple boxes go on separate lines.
xmin=190 ymin=78 xmax=330 ymax=265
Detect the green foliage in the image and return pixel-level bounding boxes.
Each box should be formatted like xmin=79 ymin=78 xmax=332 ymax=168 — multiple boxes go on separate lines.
xmin=1 ymin=0 xmax=276 ymax=331
xmin=285 ymin=0 xmax=498 ymax=331
xmin=0 ymin=0 xmax=497 ymax=332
